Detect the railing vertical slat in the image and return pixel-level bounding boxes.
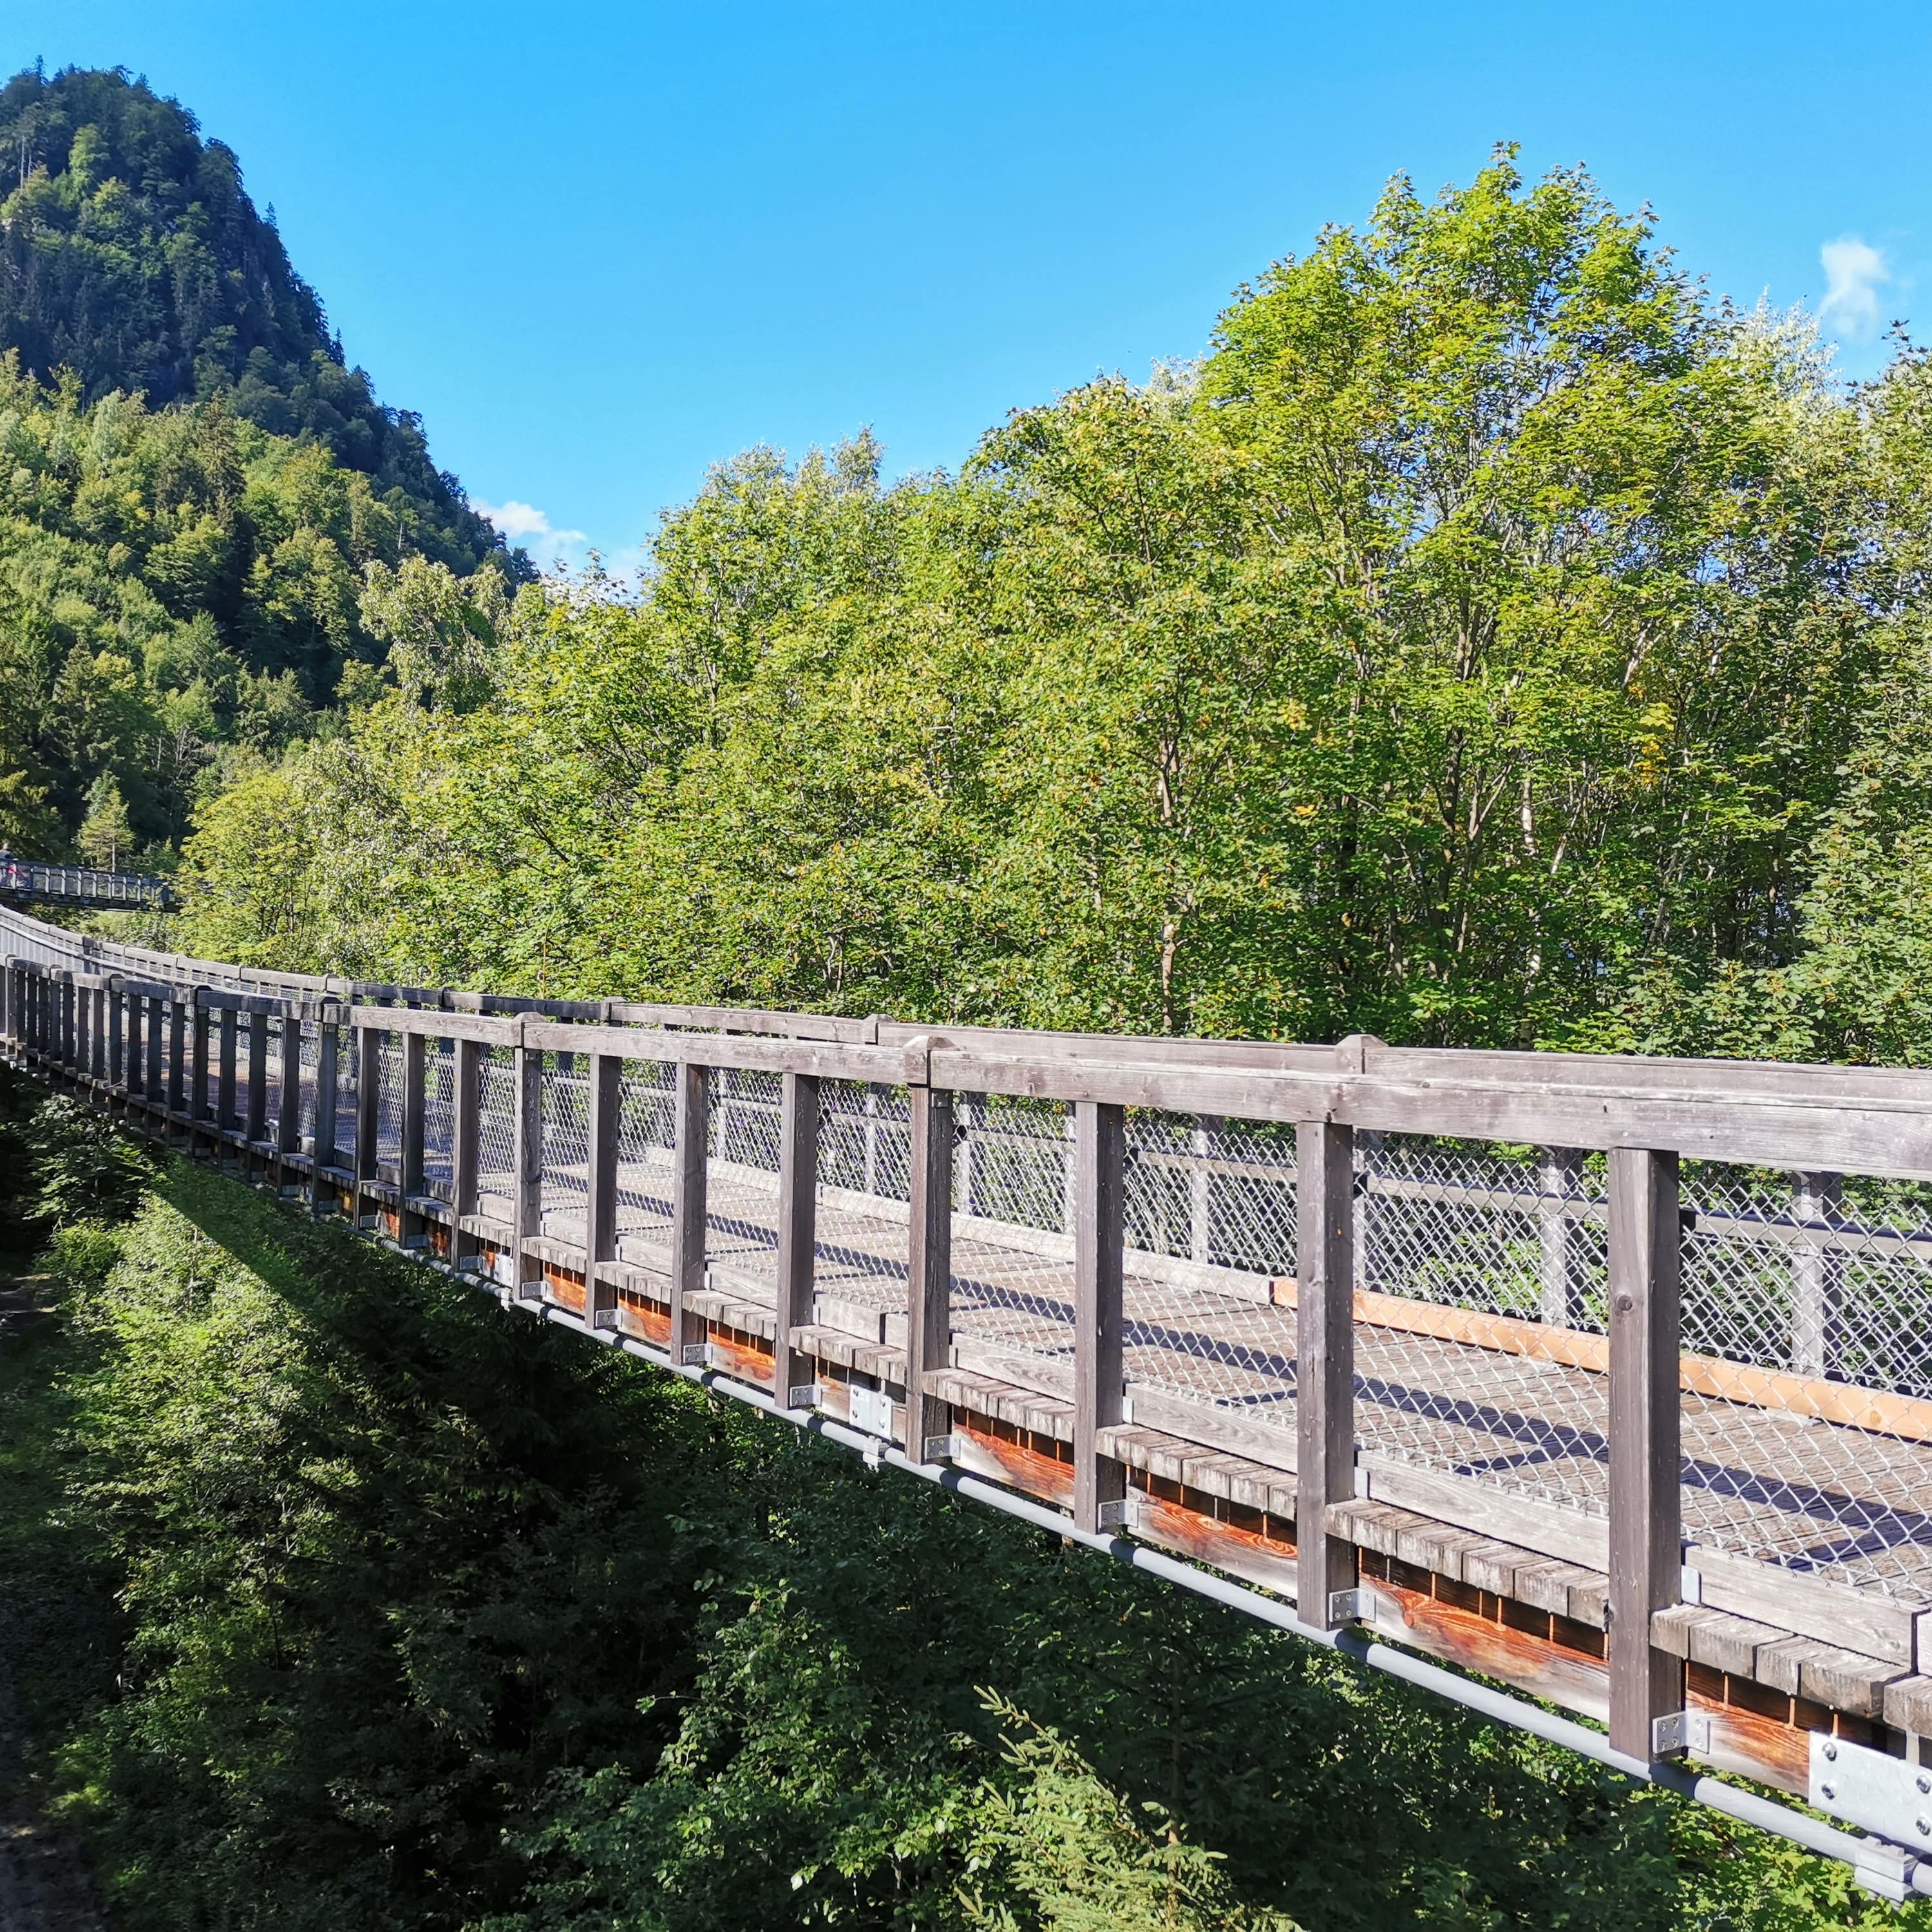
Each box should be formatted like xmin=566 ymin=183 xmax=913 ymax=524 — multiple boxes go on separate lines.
xmin=218 ymin=1007 xmax=238 ymax=1137
xmin=451 ymin=1037 xmax=480 ymax=1266
xmin=125 ymin=991 xmax=145 ymax=1101
xmin=669 ymin=1063 xmax=709 ymax=1356
xmin=1607 ymin=1145 xmax=1685 ymax=1761
xmin=245 ymin=1010 xmax=269 ymax=1146
xmin=355 ymin=1023 xmax=382 ymax=1224
xmin=1073 ymin=1098 xmax=1127 ymax=1535
xmin=145 ymin=994 xmax=164 ymax=1105
xmin=166 ymin=996 xmax=186 ymax=1120
xmin=276 ymin=1012 xmax=303 ymax=1168
xmin=1296 ymin=1117 xmax=1358 ymax=1627
xmin=905 ymin=1079 xmax=954 ymax=1457
xmin=1792 ymin=1169 xmax=1844 ymax=1379
xmin=191 ymin=995 xmax=212 ymax=1139
xmin=511 ymin=1034 xmax=544 ymax=1296
xmin=772 ymin=1069 xmax=819 ymax=1406
xmin=1539 ymin=1147 xmax=1582 ymax=1328
xmin=583 ymin=1052 xmax=621 ymax=1329
xmin=312 ymin=1021 xmax=339 ymax=1209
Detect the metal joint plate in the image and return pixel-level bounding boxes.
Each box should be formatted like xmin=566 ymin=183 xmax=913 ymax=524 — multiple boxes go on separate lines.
xmin=1651 ymin=1712 xmax=1711 ymax=1757
xmin=848 ymin=1385 xmax=894 ymax=1439
xmin=1811 ymin=1732 xmax=1932 ymax=1853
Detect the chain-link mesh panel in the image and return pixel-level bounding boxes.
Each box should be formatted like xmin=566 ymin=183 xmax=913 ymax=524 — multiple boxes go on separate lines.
xmin=1113 ymin=1113 xmax=1299 ymax=1441
xmin=947 ymin=1094 xmax=1077 ymax=1379
xmin=374 ymin=1032 xmax=404 ymax=1168
xmin=1349 ymin=1133 xmax=1613 ymax=1522
xmin=1680 ymin=1162 xmax=1932 ymax=1604
xmin=475 ymin=1047 xmax=518 ymax=1220
xmin=810 ymin=1081 xmax=911 ymax=1314
xmin=541 ymin=1056 xmax=591 ymax=1245
xmin=333 ymin=1028 xmax=359 ymax=1168
xmin=299 ymin=1021 xmax=319 ymax=1146
xmin=704 ymin=1068 xmax=782 ymax=1296
xmin=422 ymin=1038 xmax=455 ymax=1190
xmin=612 ymin=1059 xmax=677 ymax=1270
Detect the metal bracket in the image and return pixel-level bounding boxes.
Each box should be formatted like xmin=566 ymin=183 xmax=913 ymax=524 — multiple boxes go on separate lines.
xmin=592 ymin=1307 xmax=619 ymax=1331
xmin=923 ymin=1433 xmax=964 ymax=1463
xmin=515 ymin=1277 xmax=544 ymax=1302
xmin=1327 ymin=1588 xmax=1368 ymax=1625
xmin=847 ymin=1384 xmax=894 ymax=1440
xmin=681 ymin=1342 xmax=714 ymax=1367
xmin=1679 ymin=1564 xmax=1703 ymax=1606
xmin=1096 ymin=1498 xmax=1141 ymax=1533
xmin=1812 ymin=1732 xmax=1932 ymax=1867
xmin=1853 ymin=1836 xmax=1918 ymax=1904
xmin=1651 ymin=1711 xmax=1711 ymax=1757
xmin=788 ymin=1383 xmax=824 ymax=1411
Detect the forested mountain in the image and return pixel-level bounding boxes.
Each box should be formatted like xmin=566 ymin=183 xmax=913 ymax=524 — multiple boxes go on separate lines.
xmin=0 ymin=64 xmax=518 ymax=865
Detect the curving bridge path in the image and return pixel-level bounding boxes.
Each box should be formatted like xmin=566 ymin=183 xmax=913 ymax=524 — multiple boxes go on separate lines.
xmin=8 ymin=898 xmax=1932 ymax=1895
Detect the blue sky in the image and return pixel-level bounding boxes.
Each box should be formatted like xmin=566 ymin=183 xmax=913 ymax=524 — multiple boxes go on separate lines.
xmin=5 ymin=1 xmax=1927 ymax=567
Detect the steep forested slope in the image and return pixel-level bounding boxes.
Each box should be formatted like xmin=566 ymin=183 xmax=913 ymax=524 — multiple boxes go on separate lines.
xmin=0 ymin=65 xmax=518 ymax=866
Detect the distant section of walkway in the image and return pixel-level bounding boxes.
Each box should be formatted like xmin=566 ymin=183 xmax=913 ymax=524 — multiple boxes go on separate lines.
xmin=0 ymin=857 xmax=172 ymax=916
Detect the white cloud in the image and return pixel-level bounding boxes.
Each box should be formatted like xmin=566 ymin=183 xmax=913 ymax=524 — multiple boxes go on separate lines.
xmin=1817 ymin=236 xmax=1891 ymax=339
xmin=471 ymin=497 xmax=591 ymax=573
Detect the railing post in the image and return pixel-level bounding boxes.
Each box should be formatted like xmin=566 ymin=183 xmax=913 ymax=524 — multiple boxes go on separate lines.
xmin=1792 ymin=1169 xmax=1844 ymax=1379
xmin=1296 ymin=1118 xmax=1359 ymax=1627
xmin=106 ymin=981 xmax=122 ymax=1087
xmin=218 ymin=1006 xmax=238 ymax=1138
xmin=61 ymin=972 xmax=75 ymax=1070
xmin=245 ymin=1009 xmax=269 ymax=1146
xmin=124 ymin=990 xmax=145 ymax=1101
xmin=90 ymin=983 xmax=106 ymax=1080
xmin=669 ymin=1061 xmax=709 ymax=1354
xmin=355 ymin=1023 xmax=382 ymax=1224
xmin=582 ymin=1051 xmax=622 ymax=1330
xmin=451 ymin=1037 xmax=481 ymax=1266
xmin=190 ymin=994 xmax=211 ymax=1140
xmin=1607 ymin=1146 xmax=1685 ymax=1761
xmin=167 ymin=996 xmax=186 ymax=1121
xmin=399 ymin=1029 xmax=426 ymax=1243
xmin=511 ymin=1028 xmax=544 ymax=1297
xmin=145 ymin=994 xmax=164 ymax=1106
xmin=905 ymin=1069 xmax=954 ymax=1455
xmin=275 ymin=1011 xmax=303 ymax=1176
xmin=1189 ymin=1113 xmax=1220 ymax=1263
xmin=1073 ymin=1099 xmax=1127 ymax=1534
xmin=1539 ymin=1148 xmax=1584 ymax=1328
xmin=311 ymin=1019 xmax=339 ymax=1209
xmin=772 ymin=1069 xmax=820 ymax=1405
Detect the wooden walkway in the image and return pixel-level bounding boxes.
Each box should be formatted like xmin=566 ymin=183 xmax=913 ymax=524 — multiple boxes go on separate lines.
xmin=14 ymin=897 xmax=1932 ymax=1884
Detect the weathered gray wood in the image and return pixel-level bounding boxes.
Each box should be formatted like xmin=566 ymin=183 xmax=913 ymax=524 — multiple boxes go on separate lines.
xmin=401 ymin=1030 xmax=427 ymax=1200
xmin=1297 ymin=1119 xmax=1358 ymax=1625
xmin=771 ymin=1070 xmax=820 ymax=1405
xmin=1790 ymin=1170 xmax=1843 ymax=1379
xmin=1607 ymin=1146 xmax=1683 ymax=1759
xmin=312 ymin=1024 xmax=339 ymax=1198
xmin=217 ymin=1007 xmax=238 ymax=1132
xmin=511 ymin=1040 xmax=544 ymax=1294
xmin=1125 ymin=1383 xmax=1298 ymax=1477
xmin=123 ymin=992 xmax=144 ymax=1099
xmin=668 ymin=1061 xmax=708 ymax=1352
xmin=520 ymin=1017 xmax=914 ymax=1084
xmin=1539 ymin=1148 xmax=1583 ymax=1327
xmin=605 ymin=999 xmax=877 ymax=1043
xmin=106 ymin=986 xmax=123 ymax=1086
xmin=89 ymin=984 xmax=105 ymax=1078
xmin=245 ymin=1009 xmax=269 ymax=1143
xmin=904 ymin=1081 xmax=954 ymax=1453
xmin=345 ymin=1005 xmax=520 ymax=1047
xmin=166 ymin=999 xmax=185 ymax=1114
xmin=276 ymin=1015 xmax=303 ymax=1155
xmin=355 ymin=1025 xmax=383 ymax=1193
xmin=1072 ymin=1099 xmax=1127 ymax=1533
xmin=582 ymin=1052 xmax=622 ymax=1329
xmin=450 ymin=1038 xmax=482 ymax=1255
xmin=144 ymin=996 xmax=164 ymax=1106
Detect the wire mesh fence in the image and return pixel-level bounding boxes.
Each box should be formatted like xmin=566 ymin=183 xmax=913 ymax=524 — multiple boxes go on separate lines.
xmin=811 ymin=1081 xmax=911 ymax=1314
xmin=1678 ymin=1161 xmax=1932 ymax=1605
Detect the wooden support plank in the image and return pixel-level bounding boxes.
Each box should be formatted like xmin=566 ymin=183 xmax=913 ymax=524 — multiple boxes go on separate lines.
xmin=124 ymin=992 xmax=144 ymax=1099
xmin=450 ymin=1038 xmax=482 ymax=1264
xmin=89 ymin=984 xmax=105 ymax=1079
xmin=1607 ymin=1146 xmax=1685 ymax=1760
xmin=312 ymin=1023 xmax=339 ymax=1204
xmin=771 ymin=1070 xmax=820 ymax=1405
xmin=582 ymin=1052 xmax=622 ymax=1330
xmin=166 ymin=998 xmax=185 ymax=1115
xmin=1072 ymin=1099 xmax=1127 ymax=1533
xmin=511 ymin=1037 xmax=545 ymax=1295
xmin=107 ymin=985 xmax=123 ymax=1087
xmin=218 ymin=1007 xmax=238 ymax=1133
xmin=144 ymin=995 xmax=164 ymax=1109
xmin=276 ymin=1014 xmax=303 ymax=1156
xmin=904 ymin=1082 xmax=955 ymax=1455
xmin=355 ymin=1025 xmax=383 ymax=1223
xmin=1297 ymin=1118 xmax=1358 ymax=1625
xmin=190 ymin=997 xmax=211 ymax=1130
xmin=668 ymin=1061 xmax=708 ymax=1351
xmin=401 ymin=1030 xmax=427 ymax=1200
xmin=245 ymin=1009 xmax=269 ymax=1144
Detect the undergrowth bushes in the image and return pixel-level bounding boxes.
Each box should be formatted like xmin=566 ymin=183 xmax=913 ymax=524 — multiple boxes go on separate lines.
xmin=0 ymin=1069 xmax=1911 ymax=1929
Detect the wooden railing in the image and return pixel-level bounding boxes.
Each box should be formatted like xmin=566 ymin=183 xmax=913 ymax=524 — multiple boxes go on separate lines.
xmin=0 ymin=858 xmax=175 ymax=911
xmin=8 ymin=902 xmax=1932 ymax=1879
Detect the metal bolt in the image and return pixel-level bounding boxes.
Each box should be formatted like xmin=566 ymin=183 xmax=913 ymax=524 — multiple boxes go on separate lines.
xmin=1823 ymin=1741 xmax=1838 ymax=1761
xmin=1822 ymin=1783 xmax=1837 ymax=1801
xmin=1918 ymin=1817 xmax=1931 ymax=1838
xmin=1919 ymin=1774 xmax=1931 ymax=1795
